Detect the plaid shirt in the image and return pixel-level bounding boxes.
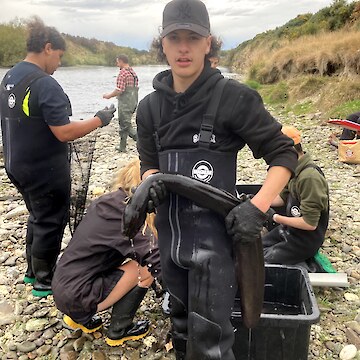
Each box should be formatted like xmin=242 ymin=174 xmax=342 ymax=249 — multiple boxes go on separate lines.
xmin=116 ymin=67 xmax=138 ymax=94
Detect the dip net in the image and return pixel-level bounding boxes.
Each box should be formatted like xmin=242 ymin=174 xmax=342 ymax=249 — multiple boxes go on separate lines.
xmin=68 ymin=134 xmax=97 ymax=235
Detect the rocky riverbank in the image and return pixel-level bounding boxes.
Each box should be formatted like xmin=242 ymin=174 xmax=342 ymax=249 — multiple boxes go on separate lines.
xmin=0 ymin=106 xmax=359 ymax=359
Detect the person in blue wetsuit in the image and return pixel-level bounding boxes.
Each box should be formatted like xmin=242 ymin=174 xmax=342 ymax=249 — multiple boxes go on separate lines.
xmin=135 ymin=1 xmax=298 ymax=359
xmin=0 ymin=17 xmax=115 ymax=298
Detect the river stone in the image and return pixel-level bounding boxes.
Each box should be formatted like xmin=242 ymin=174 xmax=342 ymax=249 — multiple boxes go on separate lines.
xmin=92 ymin=350 xmax=106 ymax=360
xmin=345 ymin=293 xmax=359 ymax=302
xmin=59 ymin=350 xmax=79 ymax=360
xmin=43 ymin=327 xmax=56 ymax=339
xmin=3 ymin=255 xmax=17 ymax=266
xmin=345 ymin=321 xmax=360 ymax=335
xmin=17 ymin=341 xmax=36 ymax=353
xmin=0 ymin=300 xmax=14 ymax=315
xmin=73 ymin=336 xmax=86 ymax=352
xmin=17 ymin=341 xmax=37 ymax=353
xmin=4 ymin=205 xmax=28 ymax=219
xmin=25 ymin=318 xmax=49 ymax=332
xmin=33 ymin=308 xmax=50 ymax=317
xmin=23 ymin=303 xmax=39 ymax=315
xmin=339 ymin=344 xmax=358 ymax=360
xmin=36 ymin=344 xmax=52 ymax=356
xmin=6 ymin=351 xmax=18 ymax=359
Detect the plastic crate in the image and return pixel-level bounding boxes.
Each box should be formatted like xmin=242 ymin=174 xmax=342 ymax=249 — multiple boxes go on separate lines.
xmin=231 ymin=264 xmax=320 ymax=360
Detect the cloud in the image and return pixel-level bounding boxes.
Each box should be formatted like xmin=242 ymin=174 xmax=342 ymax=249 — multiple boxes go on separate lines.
xmin=0 ymin=0 xmax=334 ymax=50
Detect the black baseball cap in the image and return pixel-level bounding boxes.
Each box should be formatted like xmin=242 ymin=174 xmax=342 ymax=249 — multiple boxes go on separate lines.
xmin=161 ymin=0 xmax=210 ymax=38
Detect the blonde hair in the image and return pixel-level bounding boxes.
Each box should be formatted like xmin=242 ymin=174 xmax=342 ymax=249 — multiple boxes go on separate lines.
xmin=112 ymin=158 xmax=157 ymax=238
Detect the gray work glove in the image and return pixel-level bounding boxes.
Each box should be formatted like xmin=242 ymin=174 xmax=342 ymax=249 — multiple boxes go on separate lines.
xmin=147 ymin=180 xmax=167 ymax=213
xmin=95 ymin=103 xmax=116 ymax=127
xmin=225 ymin=199 xmax=267 ymax=245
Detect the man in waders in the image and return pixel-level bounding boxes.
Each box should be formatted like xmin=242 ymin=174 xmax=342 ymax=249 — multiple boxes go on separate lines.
xmin=263 ymin=126 xmax=330 ymax=267
xmin=0 ymin=18 xmax=115 ymax=298
xmin=103 ymin=54 xmax=139 ymax=152
xmin=135 ymin=0 xmax=298 ymax=359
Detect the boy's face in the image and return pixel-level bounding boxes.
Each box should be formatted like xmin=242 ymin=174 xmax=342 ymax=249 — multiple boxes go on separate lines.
xmin=116 ymin=59 xmax=124 ymax=68
xmin=162 ymin=30 xmax=211 ymax=89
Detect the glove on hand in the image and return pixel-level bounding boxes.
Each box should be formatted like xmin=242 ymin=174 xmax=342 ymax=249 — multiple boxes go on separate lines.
xmin=263 ymin=207 xmax=277 ymax=229
xmin=266 ymin=207 xmax=277 ymax=222
xmin=237 ymin=192 xmax=255 ymax=202
xmin=147 ymin=180 xmax=167 ymax=213
xmin=95 ymin=103 xmax=116 ymax=127
xmin=225 ymin=199 xmax=267 ymax=245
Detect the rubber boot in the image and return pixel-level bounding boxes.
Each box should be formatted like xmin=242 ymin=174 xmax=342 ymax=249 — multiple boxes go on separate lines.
xmin=129 ymin=129 xmax=138 ymax=141
xmin=24 ymin=243 xmax=35 ymax=284
xmin=105 ymin=286 xmax=150 ymax=346
xmin=31 ymin=257 xmax=56 ymax=298
xmin=172 ymin=334 xmax=187 ymax=360
xmin=63 ymin=314 xmax=103 ymax=333
xmin=116 ymin=135 xmax=127 ymax=153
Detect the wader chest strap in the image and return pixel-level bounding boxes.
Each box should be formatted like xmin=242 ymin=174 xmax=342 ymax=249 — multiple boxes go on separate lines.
xmin=199 ymin=78 xmax=228 ymax=148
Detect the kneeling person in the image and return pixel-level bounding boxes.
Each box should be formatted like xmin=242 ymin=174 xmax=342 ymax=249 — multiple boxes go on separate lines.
xmin=263 ymin=126 xmax=329 ymax=266
xmin=52 ymin=159 xmax=160 ymax=346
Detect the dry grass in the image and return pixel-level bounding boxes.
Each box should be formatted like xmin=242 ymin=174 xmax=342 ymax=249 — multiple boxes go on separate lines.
xmin=234 ymin=30 xmax=360 ymax=84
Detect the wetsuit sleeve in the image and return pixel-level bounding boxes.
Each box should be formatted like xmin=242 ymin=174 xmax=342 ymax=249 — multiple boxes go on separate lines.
xmin=297 ymin=170 xmax=328 ymax=227
xmin=136 ymin=95 xmax=160 ymax=176
xmin=35 ymin=77 xmax=71 ymax=126
xmin=223 ymin=82 xmax=297 ymax=174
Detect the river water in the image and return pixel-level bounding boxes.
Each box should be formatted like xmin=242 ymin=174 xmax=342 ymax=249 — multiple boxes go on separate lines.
xmin=0 ymin=64 xmax=236 ymax=121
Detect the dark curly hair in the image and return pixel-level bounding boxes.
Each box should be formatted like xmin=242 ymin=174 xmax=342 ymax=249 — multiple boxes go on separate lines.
xmin=151 ymin=35 xmax=222 ymax=64
xmin=26 ymin=16 xmax=66 ymax=53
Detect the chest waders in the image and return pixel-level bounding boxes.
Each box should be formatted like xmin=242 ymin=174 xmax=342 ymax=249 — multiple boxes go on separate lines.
xmin=263 ymin=164 xmax=329 ymax=265
xmin=117 ymin=71 xmax=139 ymax=152
xmin=151 ymin=79 xmax=237 ymax=360
xmin=0 ymin=70 xmax=71 ymax=297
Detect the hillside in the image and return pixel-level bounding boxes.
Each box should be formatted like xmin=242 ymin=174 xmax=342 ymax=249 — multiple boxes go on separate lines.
xmin=0 ymin=19 xmax=155 ymax=68
xmin=225 ymin=0 xmax=360 ymax=118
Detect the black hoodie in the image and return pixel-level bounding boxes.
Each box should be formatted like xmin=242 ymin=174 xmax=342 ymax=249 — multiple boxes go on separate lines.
xmin=136 ymin=63 xmax=297 ymax=176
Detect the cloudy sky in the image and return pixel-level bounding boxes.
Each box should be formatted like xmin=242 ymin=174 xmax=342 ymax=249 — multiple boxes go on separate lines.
xmin=1 ymin=0 xmax=334 ymax=50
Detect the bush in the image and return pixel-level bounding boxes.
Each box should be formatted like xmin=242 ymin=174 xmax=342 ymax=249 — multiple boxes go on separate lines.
xmin=244 ymin=80 xmax=261 ymax=90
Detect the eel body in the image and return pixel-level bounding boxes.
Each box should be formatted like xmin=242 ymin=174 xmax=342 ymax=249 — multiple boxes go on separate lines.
xmin=123 ymin=173 xmax=264 ymax=328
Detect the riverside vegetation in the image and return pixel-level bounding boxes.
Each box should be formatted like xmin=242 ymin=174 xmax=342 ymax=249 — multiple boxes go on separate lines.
xmin=0 ymin=1 xmax=360 ymax=359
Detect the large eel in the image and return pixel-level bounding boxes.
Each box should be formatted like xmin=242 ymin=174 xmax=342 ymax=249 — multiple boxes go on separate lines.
xmin=123 ymin=173 xmax=264 ymax=328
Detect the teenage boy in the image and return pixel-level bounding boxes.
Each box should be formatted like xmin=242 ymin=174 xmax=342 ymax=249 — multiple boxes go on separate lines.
xmin=135 ymin=1 xmax=298 ymax=359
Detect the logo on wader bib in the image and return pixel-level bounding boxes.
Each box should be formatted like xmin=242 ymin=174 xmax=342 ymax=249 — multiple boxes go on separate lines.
xmin=8 ymin=94 xmax=16 ymax=108
xmin=290 ymin=206 xmax=301 ymax=217
xmin=191 ymin=160 xmax=213 ymax=182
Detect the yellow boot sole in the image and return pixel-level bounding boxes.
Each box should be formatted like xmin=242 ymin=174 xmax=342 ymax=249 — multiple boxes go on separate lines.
xmin=63 ymin=315 xmax=102 ymax=334
xmin=105 ymin=328 xmax=150 ymax=346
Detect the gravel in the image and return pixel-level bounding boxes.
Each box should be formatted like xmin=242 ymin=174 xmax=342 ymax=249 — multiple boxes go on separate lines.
xmin=0 ymin=106 xmax=359 ymax=359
